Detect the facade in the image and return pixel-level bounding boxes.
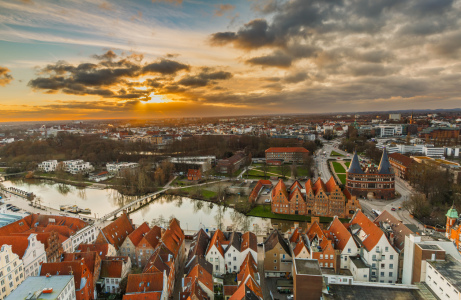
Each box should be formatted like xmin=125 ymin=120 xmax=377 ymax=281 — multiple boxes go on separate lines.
xmin=37 ymin=160 xmax=58 ymax=172
xmin=346 ymin=149 xmax=395 ymax=199
xmin=305 ymin=222 xmax=339 ymax=270
xmin=327 ymin=217 xmax=358 ymax=270
xmin=216 ymin=151 xmax=247 ymax=174
xmin=0 ymin=234 xmax=47 ymax=279
xmin=263 ymin=230 xmax=292 ymax=277
xmin=0 ymin=245 xmax=25 ymax=299
xmin=388 ymin=153 xmax=414 ymax=179
xmin=292 ymin=259 xmax=323 ymax=300
xmin=265 ymin=147 xmax=309 ymax=163
xmin=187 ymin=169 xmax=202 ymax=181
xmin=134 ymin=226 xmax=162 ymax=268
xmin=63 ymin=160 xmax=94 ymax=175
xmin=270 ymin=177 xmax=361 ymax=218
xmin=426 ymin=255 xmax=461 ymax=300
xmin=119 ymin=222 xmax=150 ymax=265
xmin=62 ymin=252 xmax=101 ymax=288
xmin=6 ymin=275 xmax=76 ymax=300
xmin=95 ymin=212 xmax=135 ymax=251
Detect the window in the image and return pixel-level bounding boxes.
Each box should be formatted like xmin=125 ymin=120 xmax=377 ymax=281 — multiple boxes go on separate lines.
xmin=330 ymin=255 xmax=333 ymax=259
xmin=389 ymin=272 xmax=393 ymax=277
xmin=381 ymin=264 xmax=385 ymax=268
xmin=320 ymin=263 xmax=323 ymax=267
xmin=389 ymin=264 xmax=393 ymax=269
xmin=274 ymin=254 xmax=277 ymax=257
xmin=390 ymin=255 xmax=394 ymax=260
xmin=274 ymin=260 xmax=277 ymax=263
xmin=380 ymin=272 xmax=384 ymax=277
xmin=320 ymin=255 xmax=323 ymax=259
xmin=215 ymin=265 xmax=218 ymax=271
xmin=363 ymin=275 xmax=367 ymax=278
xmin=385 ymin=247 xmax=389 ymax=252
xmin=381 ymin=255 xmax=385 ymax=260
xmin=330 ymin=263 xmax=333 ymax=267
xmin=274 ymin=266 xmax=277 ymax=270
xmin=233 ymin=257 xmax=236 ymax=261
xmin=210 ymin=258 xmax=213 ymax=262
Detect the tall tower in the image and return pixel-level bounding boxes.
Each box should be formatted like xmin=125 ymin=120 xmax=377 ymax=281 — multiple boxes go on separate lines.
xmin=446 ymin=205 xmax=458 ymax=238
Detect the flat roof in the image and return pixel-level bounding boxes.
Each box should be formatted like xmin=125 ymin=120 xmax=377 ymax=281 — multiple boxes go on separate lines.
xmin=418 ymin=244 xmax=443 ymax=251
xmin=324 ymin=285 xmax=425 ymax=300
xmin=428 ymin=254 xmax=461 ymax=289
xmin=294 ymin=259 xmax=322 ymax=276
xmin=6 ymin=275 xmax=74 ymax=300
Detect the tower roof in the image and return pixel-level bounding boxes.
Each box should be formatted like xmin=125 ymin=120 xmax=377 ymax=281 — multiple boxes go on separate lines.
xmin=347 ymin=151 xmax=364 ymax=174
xmin=446 ymin=206 xmax=458 ymax=219
xmin=378 ymin=148 xmax=393 ymax=175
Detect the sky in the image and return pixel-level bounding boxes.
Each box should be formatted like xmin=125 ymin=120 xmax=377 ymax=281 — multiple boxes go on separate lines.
xmin=1 ymin=0 xmax=461 ymax=122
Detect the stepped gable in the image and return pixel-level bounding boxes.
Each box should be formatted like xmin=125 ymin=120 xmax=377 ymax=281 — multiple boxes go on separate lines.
xmin=378 ymin=148 xmax=393 ymax=175
xmin=206 ymin=229 xmax=226 ymax=256
xmin=348 ymin=151 xmax=364 ymax=174
xmin=312 ymin=178 xmax=326 ymax=195
xmin=187 ymin=229 xmax=210 ymax=262
xmin=306 ymin=221 xmax=328 ymax=242
xmin=328 ymin=217 xmax=352 ymax=251
xmin=272 ymin=179 xmax=288 ymax=199
xmin=350 ymin=210 xmax=384 ymax=251
xmin=241 ymin=232 xmax=257 ymax=253
xmin=0 ymin=236 xmax=30 ymax=258
xmin=127 ymin=222 xmax=150 ymax=246
xmin=290 ymin=180 xmax=303 ymax=191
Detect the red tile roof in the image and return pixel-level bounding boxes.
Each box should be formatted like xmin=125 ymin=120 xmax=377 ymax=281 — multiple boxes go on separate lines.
xmin=187 ymin=264 xmax=213 ymax=293
xmin=373 ymin=210 xmax=414 ymax=251
xmin=40 ymin=261 xmax=92 ymax=293
xmin=389 ymin=153 xmax=414 ymax=167
xmin=265 ymin=147 xmax=309 ymax=153
xmin=293 ymin=239 xmax=309 ymax=257
xmin=127 ymin=222 xmax=150 ymax=246
xmin=77 ymin=243 xmax=111 ymax=259
xmin=99 ymin=212 xmax=135 ymax=250
xmin=206 ymin=229 xmax=225 ymax=257
xmin=289 ymin=228 xmax=300 ymax=243
xmin=312 ymin=178 xmax=326 ymax=195
xmin=100 ymin=258 xmax=128 ymax=278
xmin=62 ymin=252 xmax=100 ymax=275
xmin=325 ymin=176 xmax=339 ymax=193
xmin=0 ymin=236 xmax=30 ymax=258
xmin=122 ymin=293 xmax=162 ymax=300
xmin=125 ymin=273 xmax=164 ymax=293
xmin=139 ymin=226 xmax=162 ymax=249
xmin=350 ymin=210 xmax=384 ymax=251
xmin=271 ymin=179 xmax=288 ymax=200
xmin=161 ymin=218 xmax=184 ymax=257
xmin=241 ymin=232 xmax=257 ymax=253
xmin=328 ymin=217 xmax=352 ymax=251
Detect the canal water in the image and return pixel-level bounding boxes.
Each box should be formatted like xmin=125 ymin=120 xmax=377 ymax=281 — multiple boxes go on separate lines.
xmin=3 ymin=178 xmax=303 ymax=233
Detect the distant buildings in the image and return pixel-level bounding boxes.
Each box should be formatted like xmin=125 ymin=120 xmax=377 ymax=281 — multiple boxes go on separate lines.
xmin=346 ymin=149 xmax=395 ymax=199
xmin=37 ymin=159 xmax=93 ymax=174
xmin=388 ymin=153 xmax=414 ymax=179
xmin=187 ymin=169 xmax=202 ymax=181
xmin=216 ymin=151 xmax=247 ymax=174
xmin=265 ymin=147 xmax=309 ymax=164
xmin=106 ymin=162 xmax=139 ymax=174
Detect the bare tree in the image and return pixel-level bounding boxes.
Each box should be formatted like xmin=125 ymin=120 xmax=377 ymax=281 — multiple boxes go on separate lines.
xmin=291 ymin=162 xmax=298 ymax=179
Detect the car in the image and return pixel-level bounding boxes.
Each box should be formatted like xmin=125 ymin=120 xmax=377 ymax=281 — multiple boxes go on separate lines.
xmin=287 ymin=296 xmax=294 ymax=300
xmin=11 ymin=208 xmax=20 ymax=212
xmin=265 ymin=199 xmax=271 ymax=203
xmin=391 ymin=207 xmax=396 ymax=211
xmin=6 ymin=204 xmax=12 ymax=207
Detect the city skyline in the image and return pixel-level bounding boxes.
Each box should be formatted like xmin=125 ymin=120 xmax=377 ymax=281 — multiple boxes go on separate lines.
xmin=1 ymin=0 xmax=461 ymax=121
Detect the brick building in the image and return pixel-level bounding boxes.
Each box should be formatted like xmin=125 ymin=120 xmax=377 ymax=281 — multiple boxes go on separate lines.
xmin=419 ymin=127 xmax=460 ymax=145
xmin=346 ymin=149 xmax=395 ymax=199
xmin=216 ymin=151 xmax=247 ymax=174
xmin=270 ymin=177 xmax=361 ymax=218
xmin=265 ymin=147 xmax=309 ymax=163
xmin=187 ymin=169 xmax=202 ymax=181
xmin=388 ymin=153 xmax=414 ymax=179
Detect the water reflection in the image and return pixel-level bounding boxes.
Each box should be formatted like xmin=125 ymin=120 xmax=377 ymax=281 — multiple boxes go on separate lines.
xmin=5 ymin=179 xmax=308 ymax=233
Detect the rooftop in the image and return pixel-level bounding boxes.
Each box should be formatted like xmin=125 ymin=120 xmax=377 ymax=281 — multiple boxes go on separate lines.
xmin=294 ymin=258 xmax=322 ymax=276
xmin=6 ymin=275 xmax=74 ymax=300
xmin=428 ymin=254 xmax=461 ymax=289
xmin=350 ymin=256 xmax=368 ymax=269
xmin=324 ymin=284 xmax=426 ymax=300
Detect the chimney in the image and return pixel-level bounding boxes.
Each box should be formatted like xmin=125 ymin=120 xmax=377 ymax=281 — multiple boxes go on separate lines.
xmin=431 ymin=253 xmax=436 ymax=261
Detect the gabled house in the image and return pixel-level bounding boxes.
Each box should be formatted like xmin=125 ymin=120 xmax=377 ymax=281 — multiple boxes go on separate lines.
xmin=100 ymin=256 xmax=131 ymax=294
xmin=240 ymin=232 xmax=257 ymax=266
xmin=327 ymin=217 xmax=358 ymax=269
xmin=187 ymin=169 xmax=202 ymax=181
xmin=77 ymin=243 xmax=117 ymax=260
xmin=124 ymin=273 xmax=167 ymax=300
xmin=0 ymin=245 xmax=25 ymax=299
xmin=119 ymin=222 xmax=150 ymax=262
xmin=263 ymin=230 xmax=291 ymax=277
xmin=95 ymin=212 xmax=135 ymax=251
xmin=206 ymin=229 xmax=226 ymax=275
xmin=181 ymin=257 xmax=214 ymax=300
xmin=143 ymin=244 xmax=175 ymax=296
xmin=0 ymin=234 xmax=47 ymax=278
xmin=135 ymin=226 xmax=162 ymax=268
xmin=187 ymin=229 xmax=210 ymax=266
xmin=224 ymin=232 xmax=242 ymax=273
xmin=62 ymin=251 xmax=102 ymax=287
xmin=306 ymin=222 xmax=338 ymax=269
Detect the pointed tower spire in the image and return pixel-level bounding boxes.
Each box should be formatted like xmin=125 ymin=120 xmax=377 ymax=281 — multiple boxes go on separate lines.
xmin=378 ymin=147 xmax=392 ymax=174
xmin=347 ymin=151 xmax=364 ymax=174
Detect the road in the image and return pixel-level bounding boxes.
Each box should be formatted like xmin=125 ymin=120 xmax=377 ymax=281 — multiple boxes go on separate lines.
xmin=316 ymin=138 xmax=420 ymax=228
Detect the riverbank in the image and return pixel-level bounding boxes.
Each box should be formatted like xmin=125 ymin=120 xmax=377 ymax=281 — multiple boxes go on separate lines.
xmin=32 ymin=175 xmax=92 ymax=188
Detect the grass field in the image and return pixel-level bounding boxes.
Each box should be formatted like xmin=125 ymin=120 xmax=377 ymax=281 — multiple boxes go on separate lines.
xmin=247 ymin=205 xmax=350 ymax=223
xmin=332 ymin=162 xmax=346 ymax=173
xmin=345 ymin=162 xmax=350 ymax=168
xmin=180 ymin=186 xmax=217 ymax=200
xmin=337 ymin=174 xmax=346 ymax=184
xmin=330 ymin=151 xmax=344 ymax=157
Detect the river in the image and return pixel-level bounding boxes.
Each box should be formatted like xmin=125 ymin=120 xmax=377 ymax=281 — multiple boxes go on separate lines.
xmin=2 ymin=178 xmax=303 ymax=233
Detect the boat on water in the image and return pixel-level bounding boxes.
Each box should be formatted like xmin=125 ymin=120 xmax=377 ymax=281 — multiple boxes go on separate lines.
xmin=65 ymin=205 xmax=91 ymax=214
xmin=80 ymin=208 xmax=91 ymax=214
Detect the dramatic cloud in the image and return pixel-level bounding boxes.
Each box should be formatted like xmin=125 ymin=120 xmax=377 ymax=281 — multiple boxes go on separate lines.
xmin=246 ymin=51 xmax=292 ymax=68
xmin=0 ymin=67 xmax=13 ymax=86
xmin=143 ymin=59 xmax=190 ymax=75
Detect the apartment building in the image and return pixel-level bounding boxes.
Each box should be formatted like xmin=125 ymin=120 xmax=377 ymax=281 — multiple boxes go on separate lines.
xmin=264 ymin=230 xmax=292 ymax=277
xmin=0 ymin=245 xmax=25 ymax=299
xmin=100 ymin=256 xmax=131 ymax=294
xmin=37 ymin=160 xmax=58 ymax=172
xmin=265 ymin=147 xmax=309 ymax=163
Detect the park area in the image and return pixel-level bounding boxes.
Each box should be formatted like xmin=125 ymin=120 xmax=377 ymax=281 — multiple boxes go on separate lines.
xmin=329 ymin=160 xmax=350 ymax=184
xmin=246 ymin=163 xmax=310 ymax=180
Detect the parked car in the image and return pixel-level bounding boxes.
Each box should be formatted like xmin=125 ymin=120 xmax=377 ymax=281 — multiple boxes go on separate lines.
xmin=287 ymin=295 xmax=294 ymax=300
xmin=391 ymin=207 xmax=396 ymax=211
xmin=265 ymin=199 xmax=271 ymax=203
xmin=6 ymin=204 xmax=12 ymax=207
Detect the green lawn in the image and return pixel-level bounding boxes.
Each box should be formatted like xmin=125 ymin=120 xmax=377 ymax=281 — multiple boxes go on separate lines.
xmin=248 ymin=205 xmax=350 ymax=223
xmin=179 ymin=186 xmax=217 ymax=200
xmin=337 ymin=174 xmax=346 ymax=184
xmin=296 ymin=167 xmax=309 ymax=177
xmin=345 ymin=162 xmax=350 ymax=168
xmin=330 ymin=151 xmax=344 ymax=157
xmin=332 ymin=162 xmax=346 ymax=173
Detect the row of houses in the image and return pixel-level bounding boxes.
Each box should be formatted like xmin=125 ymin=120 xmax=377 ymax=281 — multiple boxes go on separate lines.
xmin=38 ymin=159 xmax=94 ymax=174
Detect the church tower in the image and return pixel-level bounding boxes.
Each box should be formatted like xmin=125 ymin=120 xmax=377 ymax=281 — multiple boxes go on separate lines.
xmin=446 ymin=205 xmax=458 ymax=238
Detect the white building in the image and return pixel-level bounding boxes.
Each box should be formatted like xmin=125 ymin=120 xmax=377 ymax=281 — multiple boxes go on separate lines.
xmin=21 ymin=234 xmax=47 ymax=278
xmin=63 ymin=160 xmax=94 ymax=175
xmin=37 ymin=160 xmax=58 ymax=172
xmin=327 ymin=217 xmax=359 ymax=270
xmin=0 ymin=245 xmax=25 ymax=299
xmin=100 ymin=257 xmax=132 ymax=294
xmin=106 ymin=162 xmax=139 ymax=174
xmin=70 ymin=224 xmax=97 ymax=252
xmin=426 ymin=255 xmax=461 ymax=300
xmin=349 ymin=211 xmax=399 ymax=283
xmin=6 ymin=274 xmax=76 ymax=300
